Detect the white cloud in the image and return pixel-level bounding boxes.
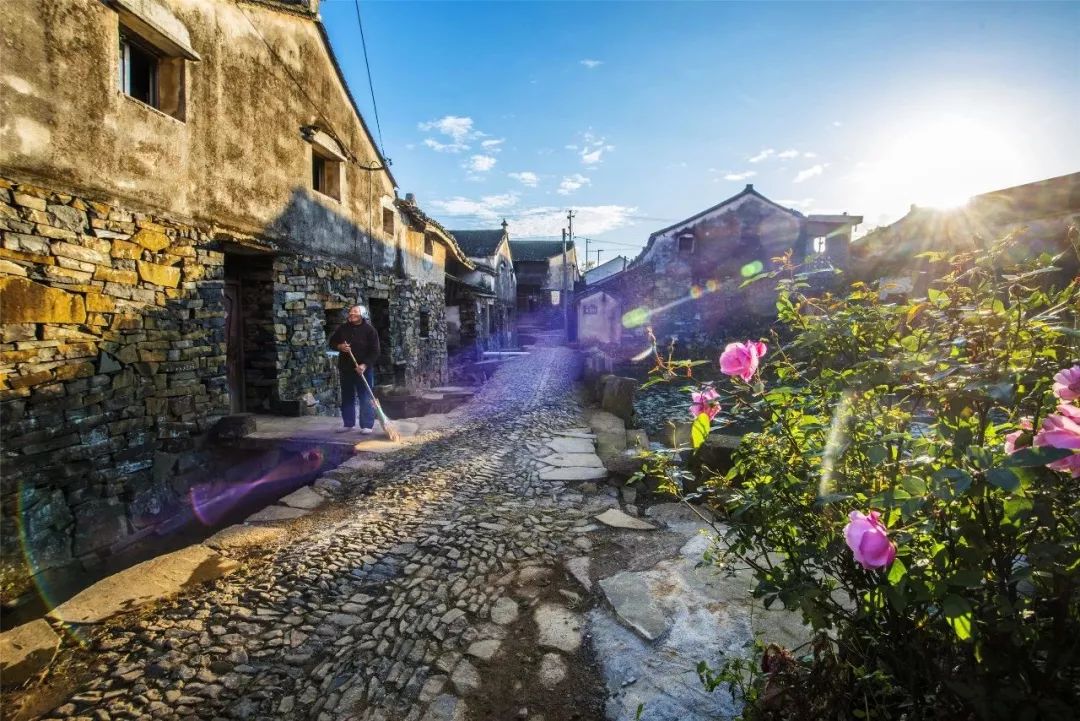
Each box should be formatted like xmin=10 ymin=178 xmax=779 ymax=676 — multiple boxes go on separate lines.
xmin=418 ymin=115 xmax=491 ymax=153
xmin=832 ymin=120 xmax=843 ymax=127
xmin=466 ymin=154 xmax=497 ymax=173
xmin=777 ymin=149 xmax=800 ymax=159
xmin=779 ymin=198 xmax=815 ymax=209
xmin=794 ymin=164 xmax=826 ymax=183
xmin=749 ymin=148 xmax=775 ymax=163
xmin=577 ymin=131 xmax=615 ymax=166
xmin=580 ymin=59 xmax=603 ymax=69
xmin=509 ymin=171 xmax=539 ymax=187
xmin=724 ymin=170 xmax=757 ymax=181
xmin=804 ymin=151 xmax=818 ymax=158
xmin=511 ymin=205 xmax=638 ymax=237
xmin=557 ymin=173 xmax=591 ymax=195
xmin=480 ymin=138 xmax=505 ymax=151
xmin=430 ymin=193 xmax=520 ymax=221
xmin=429 ymin=194 xmax=637 ymax=238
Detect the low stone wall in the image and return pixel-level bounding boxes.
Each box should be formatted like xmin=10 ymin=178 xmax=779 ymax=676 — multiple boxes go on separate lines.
xmin=0 ymin=177 xmax=446 ymax=589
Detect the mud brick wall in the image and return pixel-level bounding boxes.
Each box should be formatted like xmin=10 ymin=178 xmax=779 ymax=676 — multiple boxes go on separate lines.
xmin=0 ymin=178 xmax=230 ymax=581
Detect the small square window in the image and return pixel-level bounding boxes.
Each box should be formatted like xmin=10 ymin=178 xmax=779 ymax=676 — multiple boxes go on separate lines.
xmin=812 ymin=236 xmax=827 ymax=254
xmin=383 ymin=208 xmax=395 ymax=237
xmin=119 ymin=27 xmax=185 ymax=120
xmin=419 ymin=311 xmax=430 ymax=338
xmin=424 ymin=234 xmax=434 ymax=256
xmin=312 ymin=150 xmax=341 ymax=200
xmin=678 ymin=234 xmax=694 ymax=253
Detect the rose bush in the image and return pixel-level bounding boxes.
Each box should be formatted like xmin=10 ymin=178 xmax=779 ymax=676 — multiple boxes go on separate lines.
xmin=637 ymin=231 xmax=1080 ymax=720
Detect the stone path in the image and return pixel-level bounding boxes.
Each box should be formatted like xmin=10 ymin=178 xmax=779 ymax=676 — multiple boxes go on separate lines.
xmin=8 ymin=346 xmax=611 ymax=721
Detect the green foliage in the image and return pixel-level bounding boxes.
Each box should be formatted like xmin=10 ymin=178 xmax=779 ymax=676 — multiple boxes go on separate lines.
xmin=641 ymin=232 xmax=1080 ymax=720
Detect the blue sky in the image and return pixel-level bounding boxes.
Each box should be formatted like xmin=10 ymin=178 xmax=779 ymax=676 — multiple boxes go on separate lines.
xmin=322 ymin=0 xmax=1079 ymax=262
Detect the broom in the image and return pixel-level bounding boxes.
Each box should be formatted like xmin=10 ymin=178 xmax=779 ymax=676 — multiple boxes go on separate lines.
xmin=345 ymin=347 xmax=401 ymax=442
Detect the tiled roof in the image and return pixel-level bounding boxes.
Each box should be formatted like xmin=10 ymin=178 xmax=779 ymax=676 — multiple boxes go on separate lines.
xmin=584 ymin=256 xmax=629 ymax=284
xmin=448 ymin=230 xmax=505 ymax=258
xmin=394 ymin=199 xmax=473 ymax=267
xmin=509 ymin=239 xmax=576 ymax=262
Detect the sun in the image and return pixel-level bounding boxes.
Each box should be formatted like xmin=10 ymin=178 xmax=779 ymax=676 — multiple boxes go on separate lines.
xmin=852 ymin=109 xmax=1031 ymax=221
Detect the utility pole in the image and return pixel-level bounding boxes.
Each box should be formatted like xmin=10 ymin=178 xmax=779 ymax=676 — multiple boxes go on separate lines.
xmin=561 ymin=228 xmax=569 ymax=337
xmin=595 ymin=249 xmax=603 ymax=268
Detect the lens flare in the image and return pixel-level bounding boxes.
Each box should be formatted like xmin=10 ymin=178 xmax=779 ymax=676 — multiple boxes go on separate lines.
xmin=689 ymin=285 xmax=703 ymax=299
xmin=819 ymin=391 xmax=854 ymax=498
xmin=189 ymin=448 xmax=324 ymax=526
xmin=705 ymin=279 xmax=719 ymax=292
xmin=622 ymin=307 xmax=651 ymax=328
xmin=741 ymin=261 xmax=764 ymax=278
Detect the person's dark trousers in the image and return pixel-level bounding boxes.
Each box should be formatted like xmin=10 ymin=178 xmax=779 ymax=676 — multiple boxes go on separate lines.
xmin=339 ymin=366 xmax=376 ymax=429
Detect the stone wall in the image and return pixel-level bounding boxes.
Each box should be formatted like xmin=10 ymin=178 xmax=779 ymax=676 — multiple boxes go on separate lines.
xmin=0 ymin=177 xmax=446 ymax=589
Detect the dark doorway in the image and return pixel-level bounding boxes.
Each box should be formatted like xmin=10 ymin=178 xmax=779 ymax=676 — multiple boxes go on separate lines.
xmin=367 ymin=298 xmax=392 ymax=380
xmin=224 ymin=252 xmax=276 ymax=412
xmin=223 ymin=279 xmax=244 ymax=413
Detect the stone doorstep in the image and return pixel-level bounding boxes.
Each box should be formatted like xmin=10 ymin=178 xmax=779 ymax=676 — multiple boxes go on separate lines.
xmin=538 ymin=467 xmax=609 ymax=482
xmin=47 ymin=544 xmax=240 ymax=625
xmin=594 ymin=508 xmax=657 ymax=531
xmin=538 ymin=452 xmax=605 ymax=468
xmin=0 ymin=619 xmax=60 ymax=687
xmin=244 ymin=505 xmax=310 ymax=523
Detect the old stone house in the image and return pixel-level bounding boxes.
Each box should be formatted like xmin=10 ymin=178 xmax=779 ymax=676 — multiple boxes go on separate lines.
xmin=853 ymin=171 xmax=1080 ymax=298
xmin=576 ymin=185 xmax=861 ymax=347
xmin=0 ymin=0 xmax=470 ymax=582
xmin=508 ymin=239 xmax=580 ymax=317
xmin=445 ymin=221 xmax=518 ymax=359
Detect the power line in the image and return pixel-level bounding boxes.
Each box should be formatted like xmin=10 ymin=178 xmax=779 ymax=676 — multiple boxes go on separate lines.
xmin=352 ymin=0 xmax=386 ymax=158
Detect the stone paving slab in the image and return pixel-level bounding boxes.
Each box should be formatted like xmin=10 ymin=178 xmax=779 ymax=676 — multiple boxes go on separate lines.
xmin=538 ymin=452 xmax=605 ymax=468
xmin=547 ymin=437 xmax=597 ymax=454
xmin=599 ymin=571 xmax=671 ymax=641
xmin=539 ymin=466 xmax=608 ymax=481
xmin=278 ymin=485 xmax=326 ymax=510
xmin=534 ymin=604 xmax=583 ymax=653
xmin=0 ymin=619 xmax=59 ymax=686
xmin=245 ymin=504 xmax=310 ymax=523
xmin=47 ymin=545 xmax=239 ymax=625
xmin=595 ymin=508 xmax=657 ymax=530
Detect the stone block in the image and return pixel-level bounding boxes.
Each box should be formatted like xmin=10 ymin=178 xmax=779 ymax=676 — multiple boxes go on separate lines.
xmin=93 ymin=266 xmax=138 ymax=284
xmin=53 ymin=240 xmax=106 ymax=265
xmin=85 ymin=292 xmax=115 ymax=313
xmin=110 ymin=239 xmax=142 ymax=259
xmin=0 ymin=619 xmax=60 ymax=687
xmin=0 ymin=277 xmax=86 ymax=324
xmin=0 ymin=258 xmax=27 ymax=276
xmin=12 ymin=192 xmax=46 ymax=211
xmin=136 ymin=260 xmax=180 ymax=287
xmin=72 ymin=497 xmax=128 ymax=557
xmin=131 ymin=228 xmax=170 ymax=252
xmin=600 ymin=376 xmax=638 ymax=423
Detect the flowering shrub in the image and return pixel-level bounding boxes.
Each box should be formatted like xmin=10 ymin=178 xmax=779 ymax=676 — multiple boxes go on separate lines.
xmin=641 ymin=232 xmax=1080 ymax=719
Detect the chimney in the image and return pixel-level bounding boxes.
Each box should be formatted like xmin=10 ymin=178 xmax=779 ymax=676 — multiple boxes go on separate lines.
xmin=501 ymin=218 xmax=508 ymax=231
xmin=746 ymin=184 xmax=754 ymax=191
xmin=405 ymin=192 xmax=416 ymax=204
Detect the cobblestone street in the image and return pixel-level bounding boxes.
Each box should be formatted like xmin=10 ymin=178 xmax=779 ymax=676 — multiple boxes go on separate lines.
xmin=12 ymin=346 xmax=619 ymax=721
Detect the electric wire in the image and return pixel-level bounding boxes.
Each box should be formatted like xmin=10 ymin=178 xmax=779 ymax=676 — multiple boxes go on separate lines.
xmin=353 ymin=0 xmax=386 ymax=159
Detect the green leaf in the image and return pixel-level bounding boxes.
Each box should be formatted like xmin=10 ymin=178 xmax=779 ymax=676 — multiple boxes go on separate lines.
xmin=1004 ymin=446 xmax=1073 ymax=467
xmin=933 ymin=468 xmax=973 ymax=497
xmin=691 ymin=412 xmax=711 ymax=449
xmin=948 ymin=569 xmax=984 ymax=588
xmin=943 ymin=594 xmax=974 ymax=641
xmin=986 ymin=467 xmax=1021 ymax=492
xmin=901 ymin=475 xmax=928 ymax=496
xmin=887 ymin=558 xmax=908 ymax=586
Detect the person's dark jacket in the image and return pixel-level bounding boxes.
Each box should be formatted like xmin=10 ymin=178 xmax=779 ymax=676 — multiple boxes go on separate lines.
xmin=328 ymin=320 xmax=380 ymax=372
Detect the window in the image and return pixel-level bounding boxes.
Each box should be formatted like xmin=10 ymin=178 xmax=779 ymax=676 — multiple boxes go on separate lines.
xmin=383 ymin=208 xmax=395 ymax=237
xmin=812 ymin=236 xmax=827 ymax=254
xmin=677 ymin=233 xmax=694 ymax=253
xmin=311 ymin=150 xmax=341 ymax=200
xmin=423 ymin=234 xmax=434 ymax=256
xmin=419 ymin=311 xmax=430 ymax=339
xmin=119 ymin=28 xmax=186 ymax=119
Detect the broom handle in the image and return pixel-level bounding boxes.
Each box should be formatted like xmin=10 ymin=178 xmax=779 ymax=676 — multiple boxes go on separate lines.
xmin=345 ymin=347 xmax=381 ymax=408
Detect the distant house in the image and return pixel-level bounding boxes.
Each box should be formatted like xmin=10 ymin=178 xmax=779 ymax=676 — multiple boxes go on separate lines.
xmin=584 ymin=255 xmax=629 ymax=285
xmin=854 ymin=172 xmax=1080 ymax=297
xmin=508 ymin=239 xmax=580 ymax=316
xmin=576 ymin=184 xmax=861 ymax=347
xmin=445 ymin=220 xmax=518 ymax=356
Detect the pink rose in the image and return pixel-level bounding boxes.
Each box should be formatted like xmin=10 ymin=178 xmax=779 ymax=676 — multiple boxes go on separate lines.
xmin=1052 ymin=365 xmax=1080 ymax=402
xmin=1004 ymin=418 xmax=1033 ymax=455
xmin=690 ymin=387 xmax=721 ymax=420
xmin=719 ymin=340 xmax=768 ymax=382
xmin=1034 ymin=404 xmax=1080 ymax=477
xmin=843 ymin=510 xmax=897 ymax=570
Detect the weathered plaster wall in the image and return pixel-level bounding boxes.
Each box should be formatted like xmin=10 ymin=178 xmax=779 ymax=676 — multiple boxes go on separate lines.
xmin=0 ymin=0 xmax=404 ymax=264
xmin=578 ymin=291 xmax=622 ymax=346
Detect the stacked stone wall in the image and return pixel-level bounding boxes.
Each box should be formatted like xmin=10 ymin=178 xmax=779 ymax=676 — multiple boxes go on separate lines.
xmin=0 ymin=177 xmax=230 ymax=584
xmin=0 ymin=177 xmax=450 ymax=589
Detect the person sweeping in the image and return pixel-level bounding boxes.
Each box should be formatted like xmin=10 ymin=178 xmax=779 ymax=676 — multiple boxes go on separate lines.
xmin=329 ymin=304 xmax=383 ymax=435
